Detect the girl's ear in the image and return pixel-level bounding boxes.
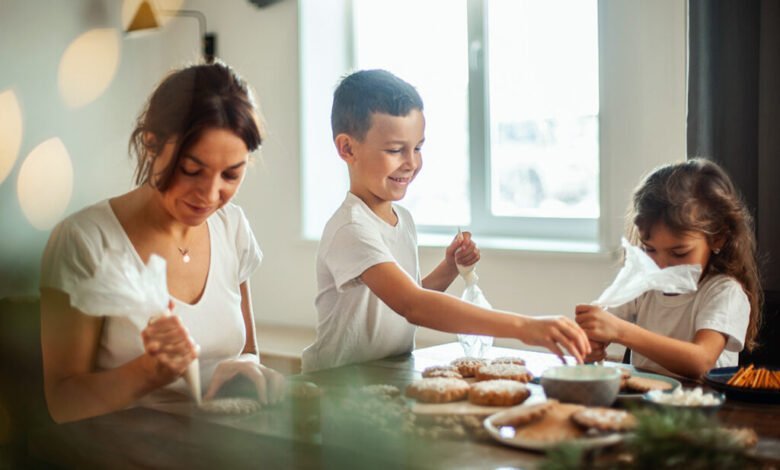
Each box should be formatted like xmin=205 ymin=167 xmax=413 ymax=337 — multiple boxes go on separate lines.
xmin=334 ymin=134 xmax=356 ymax=163
xmin=712 ymin=235 xmax=727 ymax=253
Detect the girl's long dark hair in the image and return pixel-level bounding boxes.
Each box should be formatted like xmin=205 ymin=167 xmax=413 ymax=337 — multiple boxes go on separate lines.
xmin=627 ymin=158 xmax=762 ymax=351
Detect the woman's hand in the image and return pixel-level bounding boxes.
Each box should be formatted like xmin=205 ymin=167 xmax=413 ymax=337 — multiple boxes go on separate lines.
xmin=204 ymin=354 xmax=286 ymax=405
xmin=575 ymin=304 xmax=626 ymax=344
xmin=519 ymin=315 xmax=591 ymax=364
xmin=445 ymin=231 xmax=480 ymax=271
xmin=140 ymin=312 xmax=198 ymax=387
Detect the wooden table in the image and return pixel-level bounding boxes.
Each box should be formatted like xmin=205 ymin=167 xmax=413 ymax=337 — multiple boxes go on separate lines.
xmin=28 ymin=343 xmax=780 ymax=469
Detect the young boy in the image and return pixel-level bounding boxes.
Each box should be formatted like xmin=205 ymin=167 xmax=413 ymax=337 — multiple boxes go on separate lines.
xmin=301 ymin=70 xmax=590 ymax=372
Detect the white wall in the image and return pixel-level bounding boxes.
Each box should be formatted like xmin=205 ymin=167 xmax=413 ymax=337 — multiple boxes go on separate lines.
xmin=0 ymin=0 xmax=686 ymax=351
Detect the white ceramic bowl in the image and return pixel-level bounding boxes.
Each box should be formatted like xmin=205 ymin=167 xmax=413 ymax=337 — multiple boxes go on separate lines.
xmin=541 ymin=365 xmax=621 ymax=407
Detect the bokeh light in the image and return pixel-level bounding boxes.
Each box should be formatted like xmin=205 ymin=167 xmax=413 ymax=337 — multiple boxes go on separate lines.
xmin=58 ymin=28 xmax=121 ymax=108
xmin=121 ymin=0 xmax=186 ymax=30
xmin=0 ymin=89 xmax=23 ymax=185
xmin=17 ymin=138 xmax=73 ymax=230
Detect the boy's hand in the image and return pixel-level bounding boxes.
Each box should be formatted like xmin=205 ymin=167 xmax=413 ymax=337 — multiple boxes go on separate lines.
xmin=520 ymin=315 xmax=591 ymax=364
xmin=446 ymin=231 xmax=480 ymax=270
xmin=574 ymin=304 xmax=625 ymax=344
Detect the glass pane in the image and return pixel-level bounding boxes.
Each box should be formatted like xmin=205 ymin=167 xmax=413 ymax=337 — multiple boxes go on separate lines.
xmin=352 ymin=0 xmax=470 ymax=226
xmin=487 ymin=0 xmax=599 ymax=219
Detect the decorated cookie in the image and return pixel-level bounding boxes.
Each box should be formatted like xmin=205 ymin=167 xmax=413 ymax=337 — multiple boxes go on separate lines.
xmin=468 ymin=379 xmax=531 ymax=406
xmin=451 ymin=357 xmax=488 ymax=378
xmin=405 ymin=378 xmax=470 ymax=403
xmin=422 ymin=365 xmax=463 ymax=379
xmin=476 ymin=363 xmax=533 ymax=383
xmin=490 ymin=356 xmax=527 ymax=366
xmin=491 ymin=400 xmax=558 ymax=427
xmin=571 ymin=407 xmax=637 ymax=432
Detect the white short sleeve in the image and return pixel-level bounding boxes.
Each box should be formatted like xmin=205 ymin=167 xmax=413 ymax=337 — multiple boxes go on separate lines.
xmin=694 ymin=277 xmax=750 ymax=352
xmin=607 ymin=297 xmax=640 ymax=322
xmin=40 ymin=214 xmax=104 ymax=296
xmin=325 ymin=223 xmax=396 ymax=292
xmin=230 ymin=204 xmax=262 ymax=283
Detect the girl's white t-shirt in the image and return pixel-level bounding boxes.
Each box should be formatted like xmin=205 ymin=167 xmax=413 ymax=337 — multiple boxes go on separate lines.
xmin=40 ymin=199 xmax=262 ymax=403
xmin=302 ymin=192 xmax=419 ymax=372
xmin=610 ymin=274 xmax=750 ymax=375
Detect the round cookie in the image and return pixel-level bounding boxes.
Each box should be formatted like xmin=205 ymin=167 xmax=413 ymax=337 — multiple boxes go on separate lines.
xmin=422 ymin=365 xmax=463 ymax=379
xmin=451 ymin=357 xmax=488 ymax=378
xmin=491 ymin=399 xmax=558 ymax=427
xmin=476 ymin=363 xmax=533 ymax=383
xmin=198 ymin=397 xmax=262 ymax=415
xmin=468 ymin=379 xmax=531 ymax=406
xmin=405 ymin=377 xmax=470 ymax=403
xmin=571 ymin=407 xmax=637 ymax=432
xmin=513 ymin=402 xmax=586 ymax=443
xmin=491 ymin=356 xmax=526 ymax=366
xmin=624 ymin=376 xmax=673 ymax=393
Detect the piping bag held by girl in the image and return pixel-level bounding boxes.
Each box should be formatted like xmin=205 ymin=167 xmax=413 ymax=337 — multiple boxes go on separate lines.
xmin=69 ymin=251 xmax=202 ymax=404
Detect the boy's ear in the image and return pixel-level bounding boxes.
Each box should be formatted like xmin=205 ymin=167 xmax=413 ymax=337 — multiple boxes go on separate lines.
xmin=334 ymin=133 xmax=356 ymax=163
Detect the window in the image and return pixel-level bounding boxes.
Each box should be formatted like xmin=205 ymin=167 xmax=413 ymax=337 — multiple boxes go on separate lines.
xmin=301 ymin=0 xmax=600 ymax=246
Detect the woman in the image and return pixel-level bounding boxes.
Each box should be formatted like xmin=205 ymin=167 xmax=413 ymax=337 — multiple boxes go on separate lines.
xmin=40 ymin=62 xmax=284 ymax=423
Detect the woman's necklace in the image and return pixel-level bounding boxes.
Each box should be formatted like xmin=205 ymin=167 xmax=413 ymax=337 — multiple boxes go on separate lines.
xmin=177 ymin=247 xmax=191 ymax=263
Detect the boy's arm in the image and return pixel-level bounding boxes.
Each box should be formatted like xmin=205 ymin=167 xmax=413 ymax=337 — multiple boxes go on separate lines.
xmin=421 ymin=259 xmax=458 ymax=292
xmin=363 ymin=262 xmax=591 ymax=362
xmin=575 ymin=305 xmax=726 ymax=378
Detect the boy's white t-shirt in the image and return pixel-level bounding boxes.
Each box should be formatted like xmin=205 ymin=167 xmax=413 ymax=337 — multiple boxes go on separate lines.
xmin=609 ymin=274 xmax=749 ymax=375
xmin=39 ymin=200 xmax=262 ymax=403
xmin=302 ymin=192 xmax=420 ymax=372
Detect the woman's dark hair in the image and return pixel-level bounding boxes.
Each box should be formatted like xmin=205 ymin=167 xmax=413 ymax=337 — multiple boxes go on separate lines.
xmin=627 ymin=158 xmax=762 ymax=351
xmin=129 ymin=61 xmax=263 ymax=191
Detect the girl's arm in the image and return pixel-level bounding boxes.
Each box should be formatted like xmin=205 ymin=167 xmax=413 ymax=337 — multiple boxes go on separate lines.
xmin=421 ymin=231 xmax=480 ymax=292
xmin=41 ymin=288 xmax=196 ymax=423
xmin=363 ymin=262 xmax=590 ymax=363
xmin=575 ymin=304 xmax=727 ymax=378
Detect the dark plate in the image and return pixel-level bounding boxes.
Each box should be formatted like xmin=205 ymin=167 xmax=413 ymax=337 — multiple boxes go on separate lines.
xmin=703 ymin=366 xmax=780 ymax=404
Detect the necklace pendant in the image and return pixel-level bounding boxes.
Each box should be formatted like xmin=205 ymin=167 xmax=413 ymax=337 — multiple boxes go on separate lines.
xmin=182 ymin=253 xmax=191 ymax=263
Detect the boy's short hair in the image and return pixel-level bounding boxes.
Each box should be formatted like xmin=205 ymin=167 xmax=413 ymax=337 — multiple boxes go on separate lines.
xmin=331 ymin=69 xmax=424 ymax=141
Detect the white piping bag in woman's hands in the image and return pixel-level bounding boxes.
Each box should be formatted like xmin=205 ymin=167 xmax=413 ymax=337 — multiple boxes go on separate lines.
xmin=594 ymin=238 xmax=702 ymax=308
xmin=70 ymin=251 xmax=202 ymax=404
xmin=455 ymin=229 xmax=494 ymax=357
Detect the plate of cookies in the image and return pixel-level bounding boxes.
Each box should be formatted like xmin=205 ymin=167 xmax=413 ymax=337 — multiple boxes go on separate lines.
xmin=406 ymin=356 xmax=538 ymax=416
xmin=483 ymin=399 xmax=635 ymax=451
xmin=616 ymin=369 xmax=681 ymax=399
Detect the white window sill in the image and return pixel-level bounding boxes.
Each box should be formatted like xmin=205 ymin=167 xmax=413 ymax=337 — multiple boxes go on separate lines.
xmin=417 ymin=232 xmax=615 ymax=260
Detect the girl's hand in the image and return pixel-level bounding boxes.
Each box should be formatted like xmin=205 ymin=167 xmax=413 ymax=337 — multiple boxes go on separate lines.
xmin=519 ymin=315 xmax=591 ymax=364
xmin=584 ymin=340 xmax=609 ymax=363
xmin=141 ymin=313 xmax=198 ymax=387
xmin=204 ymin=354 xmax=286 ymax=405
xmin=575 ymin=304 xmax=625 ymax=344
xmin=445 ymin=231 xmax=480 ymax=270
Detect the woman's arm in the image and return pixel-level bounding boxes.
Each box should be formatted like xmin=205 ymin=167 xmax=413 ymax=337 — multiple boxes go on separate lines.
xmin=362 ymin=262 xmax=590 ymax=362
xmin=575 ymin=305 xmax=726 ymax=377
xmin=41 ymin=288 xmax=197 ymax=423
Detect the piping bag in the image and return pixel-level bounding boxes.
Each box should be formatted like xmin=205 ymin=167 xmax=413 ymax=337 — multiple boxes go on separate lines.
xmin=593 ymin=238 xmax=702 ymax=308
xmin=455 ymin=228 xmax=494 ymax=357
xmin=70 ymin=251 xmax=202 ymax=405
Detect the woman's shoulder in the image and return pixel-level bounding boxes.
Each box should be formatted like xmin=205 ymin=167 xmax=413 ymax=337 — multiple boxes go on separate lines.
xmin=51 ymin=199 xmax=115 ymax=240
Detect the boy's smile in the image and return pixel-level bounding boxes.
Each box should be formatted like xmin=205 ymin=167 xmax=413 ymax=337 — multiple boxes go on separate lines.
xmin=340 ymin=110 xmax=425 ymax=223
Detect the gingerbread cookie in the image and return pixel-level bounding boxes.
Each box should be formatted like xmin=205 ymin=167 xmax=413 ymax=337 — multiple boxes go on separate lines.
xmin=476 ymin=363 xmax=533 ymax=383
xmin=571 ymin=407 xmax=637 ymax=432
xmin=359 ymin=384 xmax=401 ymax=399
xmin=468 ymin=380 xmax=531 ymax=406
xmin=422 ymin=365 xmax=463 ymax=379
xmin=624 ymin=376 xmax=673 ymax=393
xmin=491 ymin=400 xmax=558 ymax=427
xmin=513 ymin=403 xmax=586 ymax=443
xmin=405 ymin=378 xmax=470 ymax=403
xmin=451 ymin=357 xmax=488 ymax=378
xmin=198 ymin=397 xmax=262 ymax=415
xmin=491 ymin=356 xmax=526 ymax=366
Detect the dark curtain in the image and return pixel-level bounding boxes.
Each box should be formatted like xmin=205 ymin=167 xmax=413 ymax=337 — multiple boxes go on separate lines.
xmin=688 ymin=0 xmax=780 ymax=365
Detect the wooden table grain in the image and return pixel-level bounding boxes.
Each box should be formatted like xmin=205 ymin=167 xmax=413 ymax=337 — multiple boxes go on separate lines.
xmin=28 ymin=343 xmax=780 ymax=469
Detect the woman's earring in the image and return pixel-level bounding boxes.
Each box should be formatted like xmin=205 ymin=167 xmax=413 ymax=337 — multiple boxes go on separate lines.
xmin=713 ymin=248 xmax=721 ymax=255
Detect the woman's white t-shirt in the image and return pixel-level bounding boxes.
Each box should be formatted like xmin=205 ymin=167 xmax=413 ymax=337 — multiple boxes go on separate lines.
xmin=40 ymin=200 xmax=262 ymax=403
xmin=609 ymin=274 xmax=749 ymax=375
xmin=302 ymin=193 xmax=419 ymax=372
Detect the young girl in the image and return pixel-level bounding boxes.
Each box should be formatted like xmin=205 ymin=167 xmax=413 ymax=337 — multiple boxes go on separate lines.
xmin=575 ymin=158 xmax=762 ymax=378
